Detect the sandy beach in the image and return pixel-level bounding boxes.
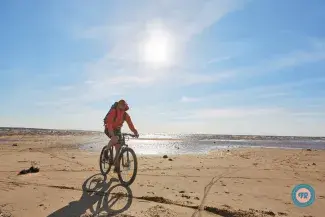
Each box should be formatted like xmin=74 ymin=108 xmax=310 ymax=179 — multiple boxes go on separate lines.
xmin=0 ymin=131 xmax=324 ymax=217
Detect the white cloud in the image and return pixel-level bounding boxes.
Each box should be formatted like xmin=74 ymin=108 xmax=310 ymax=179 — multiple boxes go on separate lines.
xmin=78 ymin=0 xmax=247 ymax=87
xmin=158 ymin=106 xmax=325 ymax=136
xmin=255 ymin=92 xmax=289 ymax=99
xmin=180 ymin=96 xmax=201 ymax=103
xmin=35 ymin=38 xmax=325 ymax=134
xmin=178 ymin=107 xmax=286 ymax=120
xmin=199 ymin=116 xmax=325 ymax=136
xmin=80 ymin=34 xmax=325 ymax=96
xmin=52 ymin=1 xmax=246 ymax=110
xmin=243 ymin=48 xmax=325 ymax=76
xmin=175 ymin=71 xmax=235 ymax=86
xmin=291 ymin=112 xmax=325 ymax=117
xmin=309 ymin=37 xmax=325 ymax=50
xmin=270 ymin=50 xmax=325 ymax=71
xmin=206 ymin=56 xmax=232 ymax=64
xmin=79 ymin=0 xmax=246 ymax=43
xmin=180 ymin=59 xmax=325 ymax=103
xmin=167 ymin=0 xmax=247 ymax=41
xmin=227 ymin=76 xmax=325 ymax=99
xmin=4 ymin=103 xmax=325 ymax=136
xmin=0 ymin=110 xmax=105 ymax=131
xmin=58 ymin=85 xmax=74 ymax=91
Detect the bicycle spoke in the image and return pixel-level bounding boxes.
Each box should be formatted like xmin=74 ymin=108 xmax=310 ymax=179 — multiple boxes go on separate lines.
xmin=101 ymin=133 xmax=137 ymax=184
xmin=118 ymin=148 xmax=137 ymax=184
xmin=99 ymin=146 xmax=113 ymax=176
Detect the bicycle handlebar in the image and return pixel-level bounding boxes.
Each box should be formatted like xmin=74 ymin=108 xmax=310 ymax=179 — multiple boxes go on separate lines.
xmin=122 ymin=133 xmax=138 ymax=138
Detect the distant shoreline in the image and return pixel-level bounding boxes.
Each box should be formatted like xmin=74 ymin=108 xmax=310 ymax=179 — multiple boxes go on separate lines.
xmin=0 ymin=127 xmax=324 ymax=140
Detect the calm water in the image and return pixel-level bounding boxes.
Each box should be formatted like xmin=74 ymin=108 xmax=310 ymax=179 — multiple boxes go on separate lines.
xmin=79 ymin=133 xmax=325 ymax=155
xmin=1 ymin=128 xmax=324 ymax=155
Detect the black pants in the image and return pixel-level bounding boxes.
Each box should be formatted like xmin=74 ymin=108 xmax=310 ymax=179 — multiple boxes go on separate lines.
xmin=104 ymin=128 xmax=122 ymax=139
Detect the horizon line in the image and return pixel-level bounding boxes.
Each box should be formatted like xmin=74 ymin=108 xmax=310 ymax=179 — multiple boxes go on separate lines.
xmin=1 ymin=126 xmax=324 ymax=139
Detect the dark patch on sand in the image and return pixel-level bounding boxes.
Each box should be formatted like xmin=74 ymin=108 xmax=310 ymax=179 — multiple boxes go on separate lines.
xmin=137 ymin=196 xmax=277 ymax=217
xmin=18 ymin=166 xmax=39 ymax=175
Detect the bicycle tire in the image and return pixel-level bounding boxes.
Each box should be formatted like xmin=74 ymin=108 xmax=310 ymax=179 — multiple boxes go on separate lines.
xmin=99 ymin=146 xmax=113 ymax=176
xmin=117 ymin=147 xmax=138 ymax=186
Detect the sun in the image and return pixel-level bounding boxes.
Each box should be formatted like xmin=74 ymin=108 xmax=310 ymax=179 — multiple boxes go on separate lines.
xmin=139 ymin=24 xmax=174 ymax=68
xmin=143 ymin=34 xmax=169 ymax=64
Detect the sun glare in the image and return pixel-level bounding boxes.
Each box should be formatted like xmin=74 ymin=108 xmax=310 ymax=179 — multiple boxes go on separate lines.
xmin=144 ymin=34 xmax=169 ymax=64
xmin=139 ymin=23 xmax=175 ymax=68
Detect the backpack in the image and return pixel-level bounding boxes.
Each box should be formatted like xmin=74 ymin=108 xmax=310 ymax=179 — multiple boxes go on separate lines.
xmin=103 ymin=102 xmax=127 ymax=126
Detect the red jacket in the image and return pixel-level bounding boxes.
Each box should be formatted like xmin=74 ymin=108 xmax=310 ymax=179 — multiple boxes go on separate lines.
xmin=104 ymin=104 xmax=137 ymax=133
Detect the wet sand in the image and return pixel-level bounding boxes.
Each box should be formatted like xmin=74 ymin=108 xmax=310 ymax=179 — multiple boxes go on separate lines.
xmin=0 ymin=133 xmax=324 ymax=217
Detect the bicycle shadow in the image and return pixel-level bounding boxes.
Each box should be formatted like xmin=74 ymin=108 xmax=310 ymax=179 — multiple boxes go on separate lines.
xmin=47 ymin=173 xmax=133 ymax=217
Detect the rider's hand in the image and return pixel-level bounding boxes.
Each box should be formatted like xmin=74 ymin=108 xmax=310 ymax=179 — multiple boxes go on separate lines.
xmin=134 ymin=130 xmax=139 ymax=138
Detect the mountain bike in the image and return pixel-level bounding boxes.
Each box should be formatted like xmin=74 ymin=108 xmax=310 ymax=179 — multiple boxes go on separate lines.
xmin=99 ymin=133 xmax=138 ymax=186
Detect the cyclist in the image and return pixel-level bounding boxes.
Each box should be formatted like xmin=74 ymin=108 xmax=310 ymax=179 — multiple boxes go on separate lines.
xmin=104 ymin=99 xmax=139 ymax=172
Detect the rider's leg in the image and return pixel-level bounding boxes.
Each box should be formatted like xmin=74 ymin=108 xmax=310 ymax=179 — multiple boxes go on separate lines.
xmin=107 ymin=136 xmax=115 ymax=149
xmin=106 ymin=140 xmax=116 ymax=164
xmin=108 ymin=128 xmax=120 ymax=149
xmin=114 ymin=143 xmax=121 ymax=167
xmin=113 ymin=143 xmax=121 ymax=173
xmin=104 ymin=128 xmax=115 ymax=163
xmin=113 ymin=129 xmax=122 ymax=172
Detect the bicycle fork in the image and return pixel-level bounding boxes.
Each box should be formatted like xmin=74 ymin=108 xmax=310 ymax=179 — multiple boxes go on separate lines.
xmin=122 ymin=150 xmax=130 ymax=167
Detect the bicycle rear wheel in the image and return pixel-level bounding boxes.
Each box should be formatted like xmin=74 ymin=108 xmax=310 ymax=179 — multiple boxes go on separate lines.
xmin=117 ymin=147 xmax=138 ymax=186
xmin=99 ymin=146 xmax=113 ymax=176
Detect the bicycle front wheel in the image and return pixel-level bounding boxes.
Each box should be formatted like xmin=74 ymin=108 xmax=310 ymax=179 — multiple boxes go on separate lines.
xmin=99 ymin=146 xmax=113 ymax=176
xmin=117 ymin=147 xmax=138 ymax=186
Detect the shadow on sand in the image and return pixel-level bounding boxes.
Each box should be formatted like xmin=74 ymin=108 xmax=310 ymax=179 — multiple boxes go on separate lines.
xmin=47 ymin=173 xmax=133 ymax=217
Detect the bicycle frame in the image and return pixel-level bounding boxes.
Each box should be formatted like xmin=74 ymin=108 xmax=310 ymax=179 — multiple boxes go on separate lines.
xmin=112 ymin=133 xmax=135 ymax=164
xmin=100 ymin=132 xmax=138 ymax=185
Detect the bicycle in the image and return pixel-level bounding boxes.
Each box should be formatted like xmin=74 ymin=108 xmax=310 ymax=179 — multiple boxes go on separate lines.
xmin=99 ymin=133 xmax=138 ymax=186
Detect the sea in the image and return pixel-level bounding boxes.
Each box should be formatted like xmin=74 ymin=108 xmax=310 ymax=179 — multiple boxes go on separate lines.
xmin=1 ymin=128 xmax=325 ymax=156
xmin=78 ymin=132 xmax=325 ymax=155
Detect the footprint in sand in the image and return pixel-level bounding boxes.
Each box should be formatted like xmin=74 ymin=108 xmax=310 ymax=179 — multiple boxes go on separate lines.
xmin=222 ymin=204 xmax=232 ymax=209
xmin=143 ymin=205 xmax=177 ymax=217
xmin=181 ymin=194 xmax=190 ymax=199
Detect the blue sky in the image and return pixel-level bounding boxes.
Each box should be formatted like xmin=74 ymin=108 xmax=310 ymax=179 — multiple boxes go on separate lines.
xmin=1 ymin=0 xmax=325 ymax=136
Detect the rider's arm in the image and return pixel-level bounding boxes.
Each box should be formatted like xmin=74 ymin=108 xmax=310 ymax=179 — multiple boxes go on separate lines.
xmin=125 ymin=113 xmax=137 ymax=134
xmin=105 ymin=109 xmax=116 ymax=135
